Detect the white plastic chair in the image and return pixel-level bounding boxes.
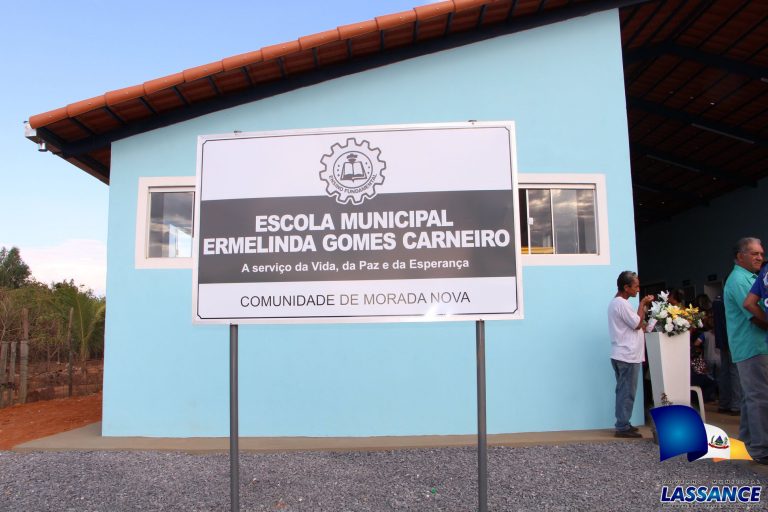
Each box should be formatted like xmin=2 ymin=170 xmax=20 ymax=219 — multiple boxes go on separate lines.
xmin=690 ymin=385 xmax=706 ymax=422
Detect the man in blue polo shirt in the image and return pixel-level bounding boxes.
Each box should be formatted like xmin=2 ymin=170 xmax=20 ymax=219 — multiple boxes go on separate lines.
xmin=724 ymin=237 xmax=767 ymax=464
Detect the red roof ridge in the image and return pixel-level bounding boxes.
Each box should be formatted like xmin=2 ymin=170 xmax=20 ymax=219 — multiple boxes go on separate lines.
xmin=66 ymin=95 xmax=107 ymax=118
xmin=375 ymin=9 xmax=419 ymax=31
xmin=222 ymin=50 xmax=264 ymax=71
xmin=144 ymin=73 xmax=185 ymax=96
xmin=27 ymin=0 xmax=489 ymax=129
xmin=337 ymin=19 xmax=379 ymax=39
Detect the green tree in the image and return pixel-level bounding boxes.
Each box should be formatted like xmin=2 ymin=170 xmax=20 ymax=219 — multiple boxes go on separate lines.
xmin=2 ymin=282 xmax=60 ymax=362
xmin=52 ymin=281 xmax=105 ymax=362
xmin=0 ymin=247 xmax=31 ymax=289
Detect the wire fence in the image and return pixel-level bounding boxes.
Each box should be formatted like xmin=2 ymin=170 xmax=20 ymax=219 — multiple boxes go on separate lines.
xmin=0 ymin=346 xmax=103 ymax=407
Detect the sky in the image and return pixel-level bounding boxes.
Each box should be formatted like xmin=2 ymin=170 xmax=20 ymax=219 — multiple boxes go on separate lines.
xmin=0 ymin=0 xmax=427 ymax=296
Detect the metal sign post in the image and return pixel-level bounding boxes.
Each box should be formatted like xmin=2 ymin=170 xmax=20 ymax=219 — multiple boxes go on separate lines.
xmin=476 ymin=320 xmax=487 ymax=512
xmin=230 ymin=324 xmax=240 ymax=512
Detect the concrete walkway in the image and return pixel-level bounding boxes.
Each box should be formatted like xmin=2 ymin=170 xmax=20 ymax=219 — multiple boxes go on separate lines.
xmin=14 ymin=421 xmax=650 ymax=453
xmin=14 ymin=403 xmax=762 ymax=480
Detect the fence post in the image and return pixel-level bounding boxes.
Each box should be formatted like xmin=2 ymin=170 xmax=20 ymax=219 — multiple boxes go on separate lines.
xmin=83 ymin=361 xmax=88 ymax=395
xmin=9 ymin=340 xmax=17 ymax=405
xmin=20 ymin=308 xmax=29 ymax=404
xmin=67 ymin=307 xmax=74 ymax=397
xmin=0 ymin=340 xmax=8 ymax=407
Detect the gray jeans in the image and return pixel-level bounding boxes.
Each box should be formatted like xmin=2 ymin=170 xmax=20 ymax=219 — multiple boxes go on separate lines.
xmin=612 ymin=359 xmax=640 ymax=432
xmin=736 ymin=354 xmax=768 ymax=460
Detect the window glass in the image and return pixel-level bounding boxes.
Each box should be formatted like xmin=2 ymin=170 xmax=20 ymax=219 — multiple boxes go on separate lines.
xmin=576 ymin=189 xmax=597 ymax=254
xmin=552 ymin=189 xmax=578 ymax=254
xmin=148 ymin=191 xmax=194 ymax=258
xmin=527 ymin=189 xmax=554 ymax=254
xmin=518 ymin=189 xmax=530 ymax=254
xmin=518 ymin=187 xmax=597 ymax=255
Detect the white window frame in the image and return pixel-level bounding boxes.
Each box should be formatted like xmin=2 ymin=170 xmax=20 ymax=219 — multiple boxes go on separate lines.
xmin=135 ymin=176 xmax=195 ymax=269
xmin=518 ymin=173 xmax=610 ymax=266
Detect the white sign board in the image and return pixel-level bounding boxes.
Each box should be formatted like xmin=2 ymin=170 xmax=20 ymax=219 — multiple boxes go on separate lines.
xmin=192 ymin=122 xmax=523 ymax=324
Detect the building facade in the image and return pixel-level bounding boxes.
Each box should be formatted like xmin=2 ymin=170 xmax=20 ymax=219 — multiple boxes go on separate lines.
xmin=41 ymin=7 xmax=644 ymax=438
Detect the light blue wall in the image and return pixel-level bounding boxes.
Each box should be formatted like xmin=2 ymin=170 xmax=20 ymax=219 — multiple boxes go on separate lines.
xmin=104 ymin=9 xmax=642 ymax=437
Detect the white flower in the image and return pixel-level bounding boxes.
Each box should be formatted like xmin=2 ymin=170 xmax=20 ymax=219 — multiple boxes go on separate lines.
xmin=659 ymin=309 xmax=669 ymax=319
xmin=674 ymin=317 xmax=686 ymax=327
xmin=664 ymin=322 xmax=674 ymax=332
xmin=659 ymin=291 xmax=669 ymax=302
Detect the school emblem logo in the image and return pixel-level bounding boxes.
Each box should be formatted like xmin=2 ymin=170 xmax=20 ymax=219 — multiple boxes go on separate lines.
xmin=708 ymin=434 xmax=729 ymax=450
xmin=320 ymin=138 xmax=386 ymax=205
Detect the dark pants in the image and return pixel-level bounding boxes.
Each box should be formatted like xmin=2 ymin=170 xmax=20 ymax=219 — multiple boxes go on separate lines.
xmin=719 ymin=347 xmax=742 ymax=412
xmin=691 ymin=373 xmax=717 ymax=402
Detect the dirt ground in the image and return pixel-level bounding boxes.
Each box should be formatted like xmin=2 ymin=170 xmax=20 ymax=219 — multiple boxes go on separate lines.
xmin=0 ymin=392 xmax=101 ymax=450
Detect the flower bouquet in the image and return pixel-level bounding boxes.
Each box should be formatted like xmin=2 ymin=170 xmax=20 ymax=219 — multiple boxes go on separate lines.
xmin=647 ymin=290 xmax=705 ymax=336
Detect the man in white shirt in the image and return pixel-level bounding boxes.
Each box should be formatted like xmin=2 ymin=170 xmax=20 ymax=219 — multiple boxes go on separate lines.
xmin=608 ymin=270 xmax=654 ymax=438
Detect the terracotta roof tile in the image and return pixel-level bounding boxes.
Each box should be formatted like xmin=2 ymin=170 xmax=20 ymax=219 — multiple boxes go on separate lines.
xmin=212 ymin=69 xmax=252 ymax=93
xmin=417 ymin=15 xmax=452 ymax=41
xmin=28 ymin=107 xmax=69 ymax=129
xmin=183 ymin=61 xmax=225 ymax=83
xmin=177 ymin=80 xmax=216 ymax=103
xmin=222 ymin=50 xmax=263 ymax=71
xmin=47 ymin=118 xmax=91 ymax=141
xmin=337 ymin=20 xmax=379 ymax=39
xmin=77 ymin=108 xmax=122 ymax=133
xmin=66 ymin=95 xmax=107 ymax=118
xmin=454 ymin=0 xmax=490 ymax=10
xmin=513 ymin=0 xmax=543 ymax=16
xmin=246 ymin=60 xmax=283 ymax=83
xmin=414 ymin=1 xmax=455 ymax=20
xmin=261 ymin=40 xmax=302 ymax=61
xmin=109 ymin=98 xmax=154 ymax=122
xmin=450 ymin=6 xmax=485 ymax=32
xmin=315 ymin=40 xmax=349 ymax=66
xmin=144 ymin=73 xmax=185 ymax=95
xmin=299 ymin=29 xmax=341 ymax=50
xmin=348 ymin=32 xmax=381 ymax=58
xmin=25 ymin=0 xmax=596 ymax=135
xmin=283 ymin=50 xmax=317 ymax=75
xmin=480 ymin=1 xmax=513 ymax=24
xmin=376 ymin=10 xmax=418 ymax=30
xmin=383 ymin=24 xmax=416 ymax=49
xmin=144 ymin=88 xmax=186 ymax=113
xmin=105 ymin=84 xmax=146 ymax=106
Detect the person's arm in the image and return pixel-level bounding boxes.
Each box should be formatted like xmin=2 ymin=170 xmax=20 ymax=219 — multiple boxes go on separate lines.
xmin=744 ymin=293 xmax=764 ymax=321
xmin=751 ymin=317 xmax=768 ymax=331
xmin=635 ymin=294 xmax=654 ymax=330
xmin=744 ymin=273 xmax=767 ymax=330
